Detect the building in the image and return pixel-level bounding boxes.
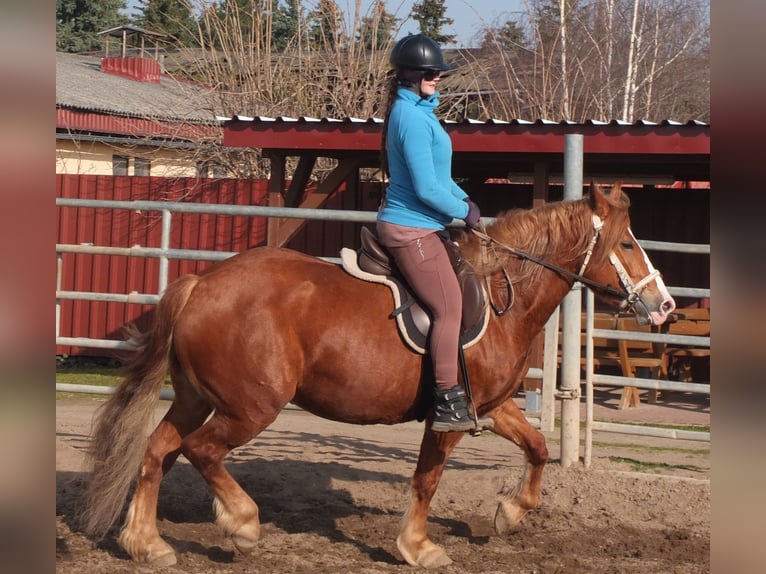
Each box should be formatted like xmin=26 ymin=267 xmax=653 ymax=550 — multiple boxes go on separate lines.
xmin=56 ymin=25 xmax=223 ymax=177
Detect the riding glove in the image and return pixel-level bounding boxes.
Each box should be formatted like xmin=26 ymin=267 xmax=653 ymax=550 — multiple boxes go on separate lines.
xmin=463 ymin=198 xmax=481 ymax=229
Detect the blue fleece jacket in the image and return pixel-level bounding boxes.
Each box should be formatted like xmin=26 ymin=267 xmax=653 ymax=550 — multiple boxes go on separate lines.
xmin=377 ymin=87 xmax=469 ymax=230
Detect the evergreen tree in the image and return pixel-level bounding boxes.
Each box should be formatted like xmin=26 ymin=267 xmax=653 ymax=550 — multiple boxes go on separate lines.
xmin=480 ymin=19 xmax=527 ymax=53
xmin=308 ymin=0 xmax=342 ymax=49
xmin=206 ymin=0 xmax=296 ymax=52
xmin=410 ymin=0 xmax=454 ymax=44
xmin=134 ymin=0 xmax=199 ymax=46
xmin=272 ymin=0 xmax=302 ymax=51
xmin=56 ymin=0 xmax=127 ymax=53
xmin=529 ymin=0 xmax=561 ymax=50
xmin=358 ymin=1 xmax=398 ymax=50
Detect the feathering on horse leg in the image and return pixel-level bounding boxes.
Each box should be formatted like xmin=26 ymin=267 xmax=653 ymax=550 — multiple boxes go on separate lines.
xmin=118 ymin=501 xmax=176 ymax=566
xmin=118 ymin=385 xmax=212 ymax=564
xmin=180 ymin=411 xmax=277 ymax=555
xmin=487 ymin=398 xmax=549 ymax=534
xmin=118 ymin=420 xmax=180 ymax=565
xmin=396 ymin=427 xmax=464 ymax=568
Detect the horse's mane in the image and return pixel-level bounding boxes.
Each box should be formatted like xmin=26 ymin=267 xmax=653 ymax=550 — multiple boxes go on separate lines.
xmin=458 ymin=188 xmax=631 ymax=285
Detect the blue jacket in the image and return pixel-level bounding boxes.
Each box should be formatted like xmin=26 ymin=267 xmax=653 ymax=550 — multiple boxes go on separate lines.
xmin=377 ymin=87 xmax=469 ymax=229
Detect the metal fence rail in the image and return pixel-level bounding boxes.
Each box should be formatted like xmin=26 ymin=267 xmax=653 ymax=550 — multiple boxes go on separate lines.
xmin=56 ymin=197 xmax=710 ymax=447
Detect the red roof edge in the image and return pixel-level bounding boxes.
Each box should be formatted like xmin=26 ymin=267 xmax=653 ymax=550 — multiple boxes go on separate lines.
xmin=57 ymin=108 xmax=220 ymax=141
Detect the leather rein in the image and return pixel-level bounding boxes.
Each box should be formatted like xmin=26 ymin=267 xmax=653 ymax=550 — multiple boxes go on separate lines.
xmin=470 ymin=214 xmax=659 ymax=314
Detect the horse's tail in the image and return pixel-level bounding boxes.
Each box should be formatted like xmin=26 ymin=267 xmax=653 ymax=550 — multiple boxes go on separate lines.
xmin=79 ymin=274 xmax=200 ymax=540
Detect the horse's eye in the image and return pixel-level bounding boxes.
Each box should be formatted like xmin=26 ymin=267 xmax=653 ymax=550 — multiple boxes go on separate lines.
xmin=620 ymin=241 xmax=634 ymax=250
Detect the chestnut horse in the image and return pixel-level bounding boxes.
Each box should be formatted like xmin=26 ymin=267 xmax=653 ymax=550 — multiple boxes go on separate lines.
xmin=80 ymin=182 xmax=674 ymax=568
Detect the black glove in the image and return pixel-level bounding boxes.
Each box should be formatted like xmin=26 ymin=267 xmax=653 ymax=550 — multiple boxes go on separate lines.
xmin=463 ymin=198 xmax=481 ymax=229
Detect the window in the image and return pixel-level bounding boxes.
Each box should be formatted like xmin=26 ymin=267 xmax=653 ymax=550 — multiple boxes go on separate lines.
xmin=196 ymin=161 xmax=227 ymax=179
xmin=195 ymin=161 xmax=210 ymax=178
xmin=211 ymin=163 xmax=227 ymax=178
xmin=112 ymin=155 xmax=129 ymax=176
xmin=134 ymin=157 xmax=151 ymax=176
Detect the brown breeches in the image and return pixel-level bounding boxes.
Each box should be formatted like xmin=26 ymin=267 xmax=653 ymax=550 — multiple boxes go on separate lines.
xmin=383 ymin=232 xmax=462 ymax=390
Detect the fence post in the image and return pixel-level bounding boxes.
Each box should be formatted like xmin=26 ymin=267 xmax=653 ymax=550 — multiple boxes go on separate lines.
xmin=56 ymin=252 xmax=63 ymax=341
xmin=159 ymin=209 xmax=171 ymax=295
xmin=540 ymin=305 xmax=559 ymax=432
xmin=559 ymin=134 xmax=584 ymax=468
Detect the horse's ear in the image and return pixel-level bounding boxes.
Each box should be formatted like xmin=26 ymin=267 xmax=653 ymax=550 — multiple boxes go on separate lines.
xmin=588 ymin=180 xmax=611 ymax=218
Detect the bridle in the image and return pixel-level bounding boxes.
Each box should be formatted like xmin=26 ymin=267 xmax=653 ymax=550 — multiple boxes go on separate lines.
xmin=471 ymin=214 xmax=659 ymax=314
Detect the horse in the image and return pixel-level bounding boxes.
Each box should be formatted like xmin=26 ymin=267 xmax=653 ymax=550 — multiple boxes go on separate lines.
xmin=79 ymin=181 xmax=675 ymax=568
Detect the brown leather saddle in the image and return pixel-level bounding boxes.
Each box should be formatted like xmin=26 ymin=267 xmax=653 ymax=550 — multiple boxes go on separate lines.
xmin=351 ymin=226 xmax=489 ymax=354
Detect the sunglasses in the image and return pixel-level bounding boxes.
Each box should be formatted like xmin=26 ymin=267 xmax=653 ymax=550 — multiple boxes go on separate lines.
xmin=422 ymin=70 xmax=442 ymax=81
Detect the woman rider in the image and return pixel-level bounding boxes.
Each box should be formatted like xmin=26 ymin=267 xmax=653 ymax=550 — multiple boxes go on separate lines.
xmin=377 ymin=34 xmax=481 ymax=432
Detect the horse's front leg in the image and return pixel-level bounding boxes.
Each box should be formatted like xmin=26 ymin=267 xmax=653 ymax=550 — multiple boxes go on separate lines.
xmin=396 ymin=427 xmax=464 ymax=568
xmin=487 ymin=397 xmax=549 ymax=533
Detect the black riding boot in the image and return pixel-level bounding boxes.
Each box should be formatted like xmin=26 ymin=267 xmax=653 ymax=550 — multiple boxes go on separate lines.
xmin=432 ymin=385 xmax=476 ymax=432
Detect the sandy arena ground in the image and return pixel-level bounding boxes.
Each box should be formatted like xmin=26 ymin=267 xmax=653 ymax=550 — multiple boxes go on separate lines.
xmin=56 ymin=389 xmax=710 ymax=573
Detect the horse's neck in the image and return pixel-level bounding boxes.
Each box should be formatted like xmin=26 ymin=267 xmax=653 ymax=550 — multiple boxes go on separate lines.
xmin=468 ymin=214 xmax=589 ymax=337
xmin=513 ymin=269 xmax=575 ymax=334
xmin=490 ymin=242 xmax=582 ymax=339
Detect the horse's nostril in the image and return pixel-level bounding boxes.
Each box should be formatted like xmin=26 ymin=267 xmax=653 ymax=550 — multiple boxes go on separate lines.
xmin=661 ymin=298 xmax=676 ymax=314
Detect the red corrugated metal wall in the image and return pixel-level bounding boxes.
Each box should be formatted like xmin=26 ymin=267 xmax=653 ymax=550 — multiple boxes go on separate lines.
xmin=56 ymin=175 xmax=709 ymax=357
xmin=56 ymin=175 xmax=271 ymax=355
xmin=56 ymin=175 xmax=383 ymax=356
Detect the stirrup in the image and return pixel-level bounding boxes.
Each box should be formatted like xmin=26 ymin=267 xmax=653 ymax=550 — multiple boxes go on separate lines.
xmin=432 ymin=385 xmax=476 ymax=432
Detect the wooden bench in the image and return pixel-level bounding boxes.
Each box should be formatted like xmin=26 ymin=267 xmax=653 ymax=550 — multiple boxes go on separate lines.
xmin=559 ymin=312 xmax=667 ymax=409
xmin=557 ymin=308 xmax=709 ymax=408
xmin=662 ymin=307 xmax=710 ymax=383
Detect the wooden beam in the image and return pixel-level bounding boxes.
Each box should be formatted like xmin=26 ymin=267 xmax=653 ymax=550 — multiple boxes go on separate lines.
xmin=532 ymin=161 xmax=549 ymax=208
xmin=284 ymin=154 xmax=316 ymax=207
xmin=271 ymin=157 xmax=363 ymax=247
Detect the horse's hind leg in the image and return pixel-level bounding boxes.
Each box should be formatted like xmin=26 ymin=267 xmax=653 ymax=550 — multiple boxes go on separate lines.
xmin=487 ymin=398 xmax=549 ymax=533
xmin=397 ymin=428 xmax=465 ymax=568
xmin=118 ymin=381 xmax=212 ymax=565
xmin=179 ymin=407 xmax=279 ymax=555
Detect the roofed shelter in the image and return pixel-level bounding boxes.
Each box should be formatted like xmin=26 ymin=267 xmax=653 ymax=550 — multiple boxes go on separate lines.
xmin=98 ymin=24 xmax=166 ymax=60
xmin=222 ymin=116 xmax=709 ymax=247
xmin=222 ymin=116 xmax=710 ymax=394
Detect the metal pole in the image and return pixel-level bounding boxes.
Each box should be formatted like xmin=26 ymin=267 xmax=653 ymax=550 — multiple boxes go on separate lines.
xmin=584 ymin=290 xmax=595 ymax=467
xmin=56 ymin=252 xmax=63 ymax=340
xmin=559 ymin=134 xmax=584 ymax=468
xmin=159 ymin=209 xmax=171 ymax=295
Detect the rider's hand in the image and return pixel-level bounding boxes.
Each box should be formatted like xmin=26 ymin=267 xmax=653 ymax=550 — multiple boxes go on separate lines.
xmin=463 ymin=198 xmax=481 ymax=229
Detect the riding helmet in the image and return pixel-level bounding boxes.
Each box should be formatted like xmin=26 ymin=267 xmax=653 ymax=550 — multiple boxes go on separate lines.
xmin=390 ymin=34 xmax=450 ymax=72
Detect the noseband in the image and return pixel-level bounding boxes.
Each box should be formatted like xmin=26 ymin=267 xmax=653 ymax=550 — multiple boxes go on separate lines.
xmin=607 ymin=232 xmax=660 ymax=312
xmin=471 ymin=214 xmax=658 ymax=314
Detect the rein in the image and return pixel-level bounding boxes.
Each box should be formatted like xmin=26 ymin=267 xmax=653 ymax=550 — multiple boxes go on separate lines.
xmin=470 ymin=214 xmax=653 ymax=308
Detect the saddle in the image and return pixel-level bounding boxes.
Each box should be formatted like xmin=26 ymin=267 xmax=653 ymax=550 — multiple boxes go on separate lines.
xmin=340 ymin=227 xmax=489 ymax=354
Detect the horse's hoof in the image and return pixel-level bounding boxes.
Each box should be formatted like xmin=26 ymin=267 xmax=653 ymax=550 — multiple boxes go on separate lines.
xmin=396 ymin=536 xmax=452 ymax=569
xmin=231 ymin=522 xmax=260 ymax=555
xmin=494 ymin=500 xmax=527 ymax=535
xmin=119 ymin=532 xmax=177 ymax=566
xmin=418 ymin=547 xmax=453 ymax=569
xmin=147 ymin=550 xmax=177 ymax=567
xmin=134 ymin=545 xmax=177 ymax=566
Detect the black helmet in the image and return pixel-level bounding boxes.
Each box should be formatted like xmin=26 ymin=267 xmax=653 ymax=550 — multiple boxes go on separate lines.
xmin=390 ymin=34 xmax=450 ymax=72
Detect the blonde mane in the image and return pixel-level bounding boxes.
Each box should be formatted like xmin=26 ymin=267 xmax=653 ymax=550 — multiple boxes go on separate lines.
xmin=458 ymin=188 xmax=631 ymax=286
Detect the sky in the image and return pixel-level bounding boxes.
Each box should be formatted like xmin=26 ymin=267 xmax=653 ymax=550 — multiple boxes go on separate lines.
xmin=125 ymin=1 xmax=527 ymax=49
xmin=350 ymin=0 xmax=527 ymax=47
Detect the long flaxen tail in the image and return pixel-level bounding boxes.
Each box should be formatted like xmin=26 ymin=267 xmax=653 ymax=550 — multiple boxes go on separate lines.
xmin=78 ymin=274 xmax=200 ymax=540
